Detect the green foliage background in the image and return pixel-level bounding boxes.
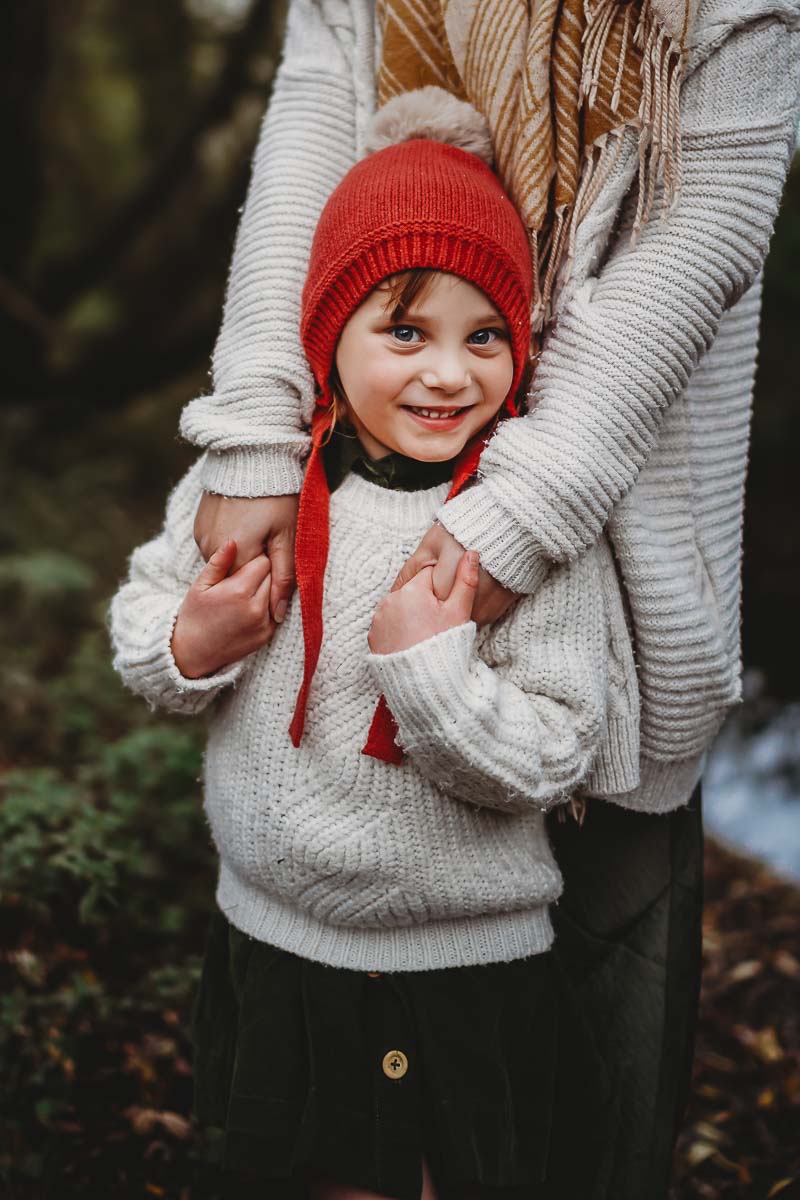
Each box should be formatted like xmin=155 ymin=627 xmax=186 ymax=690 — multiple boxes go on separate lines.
xmin=1 ymin=2 xmax=284 ymax=1194
xmin=0 ymin=1 xmax=797 ymax=1195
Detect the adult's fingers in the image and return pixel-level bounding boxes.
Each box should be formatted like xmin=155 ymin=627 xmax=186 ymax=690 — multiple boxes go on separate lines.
xmin=430 ymin=537 xmax=464 ymax=600
xmin=391 ymin=522 xmax=448 ymax=591
xmin=267 ymin=527 xmax=297 ymax=623
xmin=237 ymin=552 xmax=272 ymax=595
xmin=399 ymin=563 xmax=436 ymax=593
xmin=253 ymin=564 xmax=275 ymax=615
xmin=195 ymin=539 xmax=237 ymax=590
xmin=193 ymin=493 xmax=298 ymax=571
xmin=391 ymin=548 xmax=437 ymax=592
xmin=472 ymin=570 xmax=519 ymax=627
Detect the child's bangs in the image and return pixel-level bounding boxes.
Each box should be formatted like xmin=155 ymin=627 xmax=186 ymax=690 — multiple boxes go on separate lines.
xmin=380 ymin=269 xmax=440 ymax=321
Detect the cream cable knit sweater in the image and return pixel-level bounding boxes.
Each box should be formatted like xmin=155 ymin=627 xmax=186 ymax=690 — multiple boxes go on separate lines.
xmin=109 ymin=458 xmax=641 ymax=971
xmin=178 ymin=0 xmax=800 ymax=802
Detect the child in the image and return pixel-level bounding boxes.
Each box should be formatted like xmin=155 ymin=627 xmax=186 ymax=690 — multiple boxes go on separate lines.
xmin=110 ymin=96 xmax=642 ymax=1200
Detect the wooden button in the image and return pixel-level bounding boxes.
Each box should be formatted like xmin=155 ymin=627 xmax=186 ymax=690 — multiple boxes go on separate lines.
xmin=382 ymin=1049 xmax=408 ymax=1079
xmin=367 ymin=971 xmax=381 ymax=978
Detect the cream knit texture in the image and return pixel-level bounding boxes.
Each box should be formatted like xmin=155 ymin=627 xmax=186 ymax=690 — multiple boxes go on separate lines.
xmin=442 ymin=14 xmax=800 ymax=775
xmin=109 ymin=458 xmax=640 ymax=971
xmin=177 ymin=0 xmax=800 ymax=802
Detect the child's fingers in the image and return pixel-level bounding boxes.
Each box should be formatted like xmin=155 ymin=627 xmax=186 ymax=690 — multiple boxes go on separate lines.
xmin=195 ymin=539 xmax=237 ymax=590
xmin=446 ymin=550 xmax=480 ymax=619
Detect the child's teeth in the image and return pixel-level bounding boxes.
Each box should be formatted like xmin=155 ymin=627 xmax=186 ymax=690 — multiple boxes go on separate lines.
xmin=413 ymin=407 xmax=459 ymax=419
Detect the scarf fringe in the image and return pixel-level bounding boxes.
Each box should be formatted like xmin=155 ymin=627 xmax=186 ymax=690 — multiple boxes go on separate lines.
xmin=531 ymin=127 xmax=626 ymax=332
xmin=581 ymin=0 xmax=619 ymax=108
xmin=631 ymin=0 xmax=684 ymax=241
xmin=531 ymin=0 xmax=684 ymax=328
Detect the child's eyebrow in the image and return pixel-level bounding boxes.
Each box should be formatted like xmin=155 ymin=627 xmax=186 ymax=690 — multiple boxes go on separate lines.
xmin=396 ymin=309 xmax=506 ymax=325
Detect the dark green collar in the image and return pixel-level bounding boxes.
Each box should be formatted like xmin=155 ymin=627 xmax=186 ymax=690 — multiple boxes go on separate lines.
xmin=322 ymin=429 xmax=457 ymax=494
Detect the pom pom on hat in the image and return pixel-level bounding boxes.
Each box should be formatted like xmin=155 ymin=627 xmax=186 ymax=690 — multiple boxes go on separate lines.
xmin=364 ymin=86 xmax=494 ymax=166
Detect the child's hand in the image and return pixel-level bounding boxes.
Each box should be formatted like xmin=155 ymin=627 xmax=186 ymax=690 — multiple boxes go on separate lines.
xmin=171 ymin=539 xmax=276 ymax=678
xmin=193 ymin=492 xmax=298 ymax=625
xmin=392 ymin=522 xmax=518 ymax=627
xmin=368 ymin=550 xmax=479 ymax=655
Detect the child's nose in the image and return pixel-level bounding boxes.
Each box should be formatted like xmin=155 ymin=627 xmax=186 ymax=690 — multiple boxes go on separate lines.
xmin=420 ymin=357 xmax=473 ymax=394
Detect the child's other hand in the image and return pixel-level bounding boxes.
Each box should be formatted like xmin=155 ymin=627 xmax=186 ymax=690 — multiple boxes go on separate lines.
xmin=392 ymin=521 xmax=517 ymax=627
xmin=171 ymin=539 xmax=276 ymax=678
xmin=368 ymin=550 xmax=479 ymax=655
xmin=193 ymin=492 xmax=298 ymax=625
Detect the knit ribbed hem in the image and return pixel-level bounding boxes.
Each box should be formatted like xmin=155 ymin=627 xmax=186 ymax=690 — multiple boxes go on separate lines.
xmin=200 ymin=445 xmax=308 ymax=498
xmin=215 ymin=863 xmax=555 ymax=972
xmin=583 ymin=716 xmax=641 ymax=796
xmin=604 ymin=751 xmax=706 ymax=814
xmin=437 ymin=484 xmax=551 ymax=595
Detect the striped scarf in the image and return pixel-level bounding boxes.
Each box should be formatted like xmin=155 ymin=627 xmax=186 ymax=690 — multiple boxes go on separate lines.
xmin=377 ymin=0 xmax=695 ymax=330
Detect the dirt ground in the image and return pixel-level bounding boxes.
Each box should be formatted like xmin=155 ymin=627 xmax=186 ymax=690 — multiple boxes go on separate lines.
xmin=672 ymin=838 xmax=800 ymax=1199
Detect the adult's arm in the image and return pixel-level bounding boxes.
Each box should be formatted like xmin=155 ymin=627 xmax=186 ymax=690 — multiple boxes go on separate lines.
xmin=179 ymin=0 xmax=369 ymax=499
xmin=436 ymin=14 xmax=800 ymax=594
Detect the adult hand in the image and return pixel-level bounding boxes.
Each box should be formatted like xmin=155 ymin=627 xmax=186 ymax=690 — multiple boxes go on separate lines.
xmin=392 ymin=521 xmax=518 ymax=627
xmin=194 ymin=492 xmax=298 ymax=624
xmin=171 ymin=539 xmax=275 ymax=678
xmin=369 ymin=550 xmax=480 ymax=655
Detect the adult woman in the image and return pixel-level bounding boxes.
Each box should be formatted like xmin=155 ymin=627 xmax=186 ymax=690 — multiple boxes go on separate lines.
xmin=181 ymin=1 xmax=800 ymax=1192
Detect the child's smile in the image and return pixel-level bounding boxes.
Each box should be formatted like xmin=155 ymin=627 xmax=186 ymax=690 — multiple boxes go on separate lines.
xmin=334 ymin=272 xmax=515 ymax=462
xmin=402 ymin=404 xmax=472 ymax=429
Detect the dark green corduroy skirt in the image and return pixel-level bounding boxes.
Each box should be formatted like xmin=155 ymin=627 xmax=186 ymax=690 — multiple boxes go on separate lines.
xmin=190 ymin=785 xmax=703 ymax=1200
xmin=190 ymin=914 xmax=609 ymax=1200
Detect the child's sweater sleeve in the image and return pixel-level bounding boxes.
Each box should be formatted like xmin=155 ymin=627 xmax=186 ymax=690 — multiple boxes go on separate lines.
xmin=367 ymin=543 xmax=615 ymax=815
xmin=108 ymin=458 xmax=252 ymax=715
xmin=178 ymin=0 xmax=368 ymax=498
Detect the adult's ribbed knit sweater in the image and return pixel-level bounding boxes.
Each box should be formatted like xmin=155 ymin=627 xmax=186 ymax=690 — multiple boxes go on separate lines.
xmin=177 ymin=0 xmax=800 ymax=803
xmin=109 ymin=453 xmax=641 ymax=972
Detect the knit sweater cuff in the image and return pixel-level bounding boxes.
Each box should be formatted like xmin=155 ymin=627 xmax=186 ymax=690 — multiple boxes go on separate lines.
xmin=437 ymin=483 xmax=550 ymax=595
xmin=603 ymin=751 xmax=706 ymax=814
xmin=582 ymin=716 xmax=641 ymax=797
xmin=367 ymin=621 xmax=477 ymax=745
xmin=200 ymin=445 xmax=307 ymax=498
xmin=122 ymin=598 xmax=249 ymax=714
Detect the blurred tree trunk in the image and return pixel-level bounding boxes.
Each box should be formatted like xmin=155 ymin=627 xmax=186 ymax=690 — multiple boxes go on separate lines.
xmin=0 ymin=1 xmax=49 ymax=384
xmin=0 ymin=0 xmax=278 ymax=410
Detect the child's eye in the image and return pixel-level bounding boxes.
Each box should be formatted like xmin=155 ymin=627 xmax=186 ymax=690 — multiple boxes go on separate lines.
xmin=468 ymin=328 xmax=505 ymax=346
xmin=389 ymin=325 xmax=423 ymax=344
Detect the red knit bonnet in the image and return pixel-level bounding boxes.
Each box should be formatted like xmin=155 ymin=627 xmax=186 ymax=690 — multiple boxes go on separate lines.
xmin=290 ymin=87 xmax=533 ymax=762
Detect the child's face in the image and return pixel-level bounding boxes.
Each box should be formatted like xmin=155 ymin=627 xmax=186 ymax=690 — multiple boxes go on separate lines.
xmin=334 ymin=273 xmax=514 ymax=462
